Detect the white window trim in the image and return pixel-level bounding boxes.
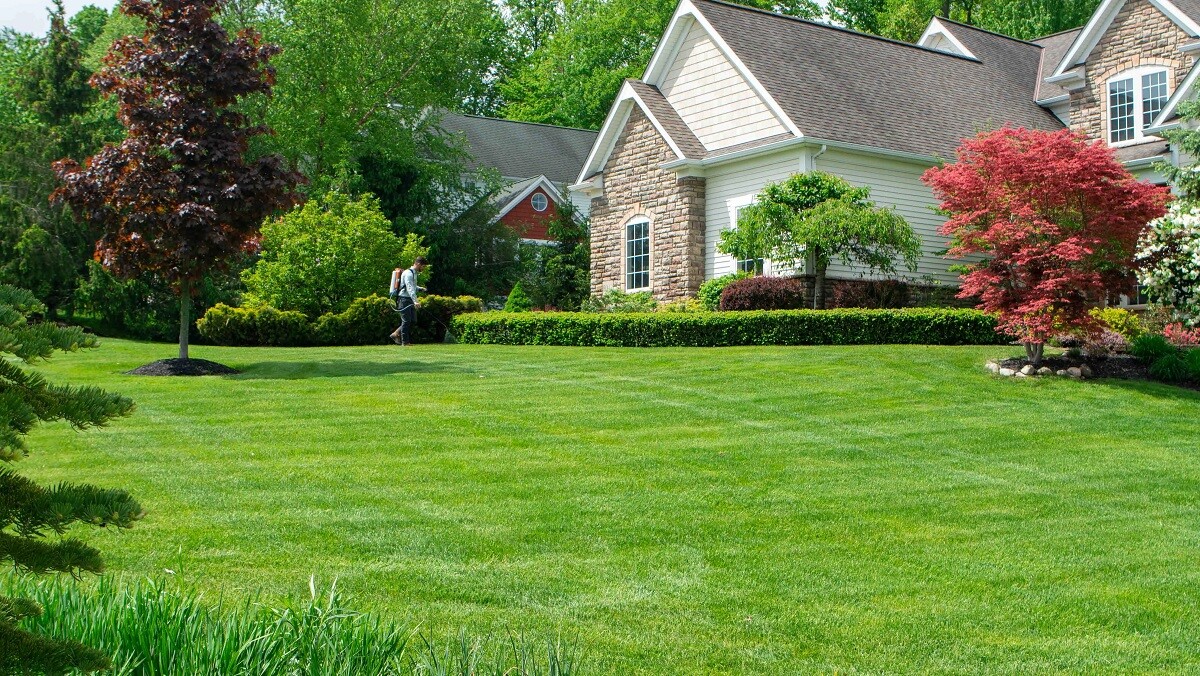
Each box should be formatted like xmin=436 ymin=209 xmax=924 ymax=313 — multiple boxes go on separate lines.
xmin=1107 ymin=66 xmax=1171 ymax=148
xmin=531 ymin=192 xmax=549 ymax=212
xmin=624 ymin=216 xmax=652 ymax=293
xmin=726 ymin=194 xmax=771 ymax=276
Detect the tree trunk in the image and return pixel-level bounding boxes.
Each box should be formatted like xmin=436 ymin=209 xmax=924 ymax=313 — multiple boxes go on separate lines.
xmin=178 ymin=279 xmax=192 ymax=361
xmin=1025 ymin=342 xmax=1044 ymax=367
xmin=942 ymin=0 xmax=951 ymax=17
xmin=814 ymin=260 xmax=828 ymax=310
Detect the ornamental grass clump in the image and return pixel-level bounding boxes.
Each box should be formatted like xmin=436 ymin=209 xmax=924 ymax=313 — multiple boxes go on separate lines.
xmin=3 ymin=575 xmax=583 ymax=676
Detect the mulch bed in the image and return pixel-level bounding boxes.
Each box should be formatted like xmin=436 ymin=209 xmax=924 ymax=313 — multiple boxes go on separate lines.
xmin=126 ymin=358 xmax=240 ymax=377
xmin=997 ymin=354 xmax=1200 ymax=391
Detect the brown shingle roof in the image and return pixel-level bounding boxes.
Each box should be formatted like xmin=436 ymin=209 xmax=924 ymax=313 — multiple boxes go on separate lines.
xmin=626 ymin=80 xmax=709 ymax=160
xmin=690 ymin=0 xmax=1064 ymax=158
xmin=1033 ymin=28 xmax=1082 ymax=100
xmin=438 ymin=112 xmax=598 ymax=184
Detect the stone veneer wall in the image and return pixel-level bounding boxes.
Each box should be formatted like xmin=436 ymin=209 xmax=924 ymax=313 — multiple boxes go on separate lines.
xmin=589 ymin=108 xmax=706 ymax=302
xmin=1070 ymin=0 xmax=1194 ymax=142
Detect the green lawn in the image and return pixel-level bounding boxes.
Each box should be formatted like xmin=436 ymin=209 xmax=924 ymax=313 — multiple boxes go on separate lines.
xmin=21 ymin=339 xmax=1200 ymax=674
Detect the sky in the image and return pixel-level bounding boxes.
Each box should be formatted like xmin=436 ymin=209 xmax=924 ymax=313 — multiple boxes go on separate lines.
xmin=0 ymin=0 xmax=118 ymax=35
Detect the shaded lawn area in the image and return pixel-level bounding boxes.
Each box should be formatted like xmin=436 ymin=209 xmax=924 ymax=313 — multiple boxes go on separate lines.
xmin=21 ymin=339 xmax=1200 ymax=674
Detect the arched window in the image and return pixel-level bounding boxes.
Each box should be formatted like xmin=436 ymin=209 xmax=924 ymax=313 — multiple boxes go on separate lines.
xmin=625 ymin=217 xmax=650 ymax=291
xmin=1107 ymin=66 xmax=1170 ymax=145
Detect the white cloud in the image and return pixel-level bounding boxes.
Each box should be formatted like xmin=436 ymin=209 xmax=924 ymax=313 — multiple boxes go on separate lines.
xmin=1 ymin=0 xmax=119 ymax=36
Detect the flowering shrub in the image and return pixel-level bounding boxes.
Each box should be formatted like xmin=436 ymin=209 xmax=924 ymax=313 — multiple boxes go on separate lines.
xmin=1136 ymin=202 xmax=1200 ymax=326
xmin=581 ymin=289 xmax=658 ymax=313
xmin=1083 ymin=329 xmax=1129 ymax=357
xmin=1163 ymin=322 xmax=1200 ymax=347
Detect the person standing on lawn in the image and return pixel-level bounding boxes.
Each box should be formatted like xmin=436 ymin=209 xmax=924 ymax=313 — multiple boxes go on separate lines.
xmin=390 ymin=257 xmax=428 ymax=346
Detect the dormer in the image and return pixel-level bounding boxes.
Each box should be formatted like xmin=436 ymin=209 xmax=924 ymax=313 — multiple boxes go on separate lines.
xmin=917 ymin=18 xmax=978 ymax=58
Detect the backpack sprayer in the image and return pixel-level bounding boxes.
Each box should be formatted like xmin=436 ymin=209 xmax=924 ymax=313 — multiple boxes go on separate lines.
xmin=389 ymin=268 xmax=457 ymax=343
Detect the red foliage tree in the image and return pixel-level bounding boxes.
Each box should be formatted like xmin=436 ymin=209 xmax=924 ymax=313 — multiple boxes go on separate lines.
xmin=53 ymin=0 xmax=303 ymax=361
xmin=922 ymin=127 xmax=1170 ymax=365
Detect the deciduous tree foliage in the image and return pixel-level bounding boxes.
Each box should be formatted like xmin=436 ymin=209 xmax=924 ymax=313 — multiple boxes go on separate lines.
xmin=719 ymin=171 xmax=922 ymax=310
xmin=53 ymin=0 xmax=303 ymax=361
xmin=243 ymin=191 xmax=430 ymax=318
xmin=830 ymin=0 xmax=1101 ymax=41
xmin=923 ymin=127 xmax=1170 ymax=364
xmin=0 ymin=285 xmax=143 ymax=674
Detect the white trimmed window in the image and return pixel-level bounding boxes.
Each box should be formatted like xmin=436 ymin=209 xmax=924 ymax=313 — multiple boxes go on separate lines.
xmin=531 ymin=192 xmax=549 ymax=212
xmin=1107 ymin=67 xmax=1170 ymax=146
xmin=727 ymin=196 xmax=766 ymax=276
xmin=625 ymin=218 xmax=650 ymax=291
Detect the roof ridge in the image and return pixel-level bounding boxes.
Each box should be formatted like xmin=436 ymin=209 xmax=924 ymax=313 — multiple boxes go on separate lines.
xmin=931 ymin=16 xmax=1043 ymax=47
xmin=444 ymin=112 xmax=599 ymax=134
xmin=1031 ymin=25 xmax=1084 ymax=41
xmin=691 ymin=0 xmax=981 ymax=63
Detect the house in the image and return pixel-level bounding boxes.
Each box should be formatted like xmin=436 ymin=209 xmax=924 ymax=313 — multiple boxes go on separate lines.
xmin=571 ymin=0 xmax=1192 ymax=301
xmin=438 ymin=112 xmax=598 ymax=242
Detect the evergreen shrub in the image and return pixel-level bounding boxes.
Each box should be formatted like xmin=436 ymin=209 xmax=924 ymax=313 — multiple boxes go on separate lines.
xmin=697 ymin=272 xmax=750 ymax=311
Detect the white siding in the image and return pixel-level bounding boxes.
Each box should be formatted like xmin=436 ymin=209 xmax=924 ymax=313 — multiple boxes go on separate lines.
xmin=704 ymin=148 xmax=806 ymax=279
xmin=569 ymin=190 xmax=592 ymax=219
xmin=659 ymin=22 xmax=788 ymax=152
xmin=815 ymin=149 xmax=959 ymax=285
xmin=702 ymin=147 xmax=962 ymax=286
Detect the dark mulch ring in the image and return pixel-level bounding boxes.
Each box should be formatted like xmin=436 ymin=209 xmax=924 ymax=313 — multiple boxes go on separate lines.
xmin=126 ymin=358 xmax=240 ymax=377
xmin=996 ymin=354 xmax=1200 ymax=391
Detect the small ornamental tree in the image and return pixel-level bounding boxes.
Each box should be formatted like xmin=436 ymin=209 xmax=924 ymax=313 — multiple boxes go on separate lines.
xmin=1136 ymin=202 xmax=1200 ymax=326
xmin=719 ymin=171 xmax=922 ymax=309
xmin=53 ymin=0 xmax=304 ymax=363
xmin=923 ymin=127 xmax=1171 ymax=365
xmin=0 ymin=285 xmax=143 ymax=673
xmin=242 ymin=191 xmax=430 ymax=318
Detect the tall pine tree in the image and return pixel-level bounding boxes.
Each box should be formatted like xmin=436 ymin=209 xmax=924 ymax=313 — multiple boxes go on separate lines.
xmin=0 ymin=285 xmax=143 ymax=673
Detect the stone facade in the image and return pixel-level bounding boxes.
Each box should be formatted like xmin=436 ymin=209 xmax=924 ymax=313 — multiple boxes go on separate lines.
xmin=589 ymin=108 xmax=706 ymax=301
xmin=1069 ymin=0 xmax=1194 ymax=142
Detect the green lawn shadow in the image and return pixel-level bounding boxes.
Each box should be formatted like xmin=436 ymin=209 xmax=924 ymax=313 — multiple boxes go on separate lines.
xmin=1091 ymin=376 xmax=1200 ymax=402
xmin=232 ymin=359 xmax=472 ymax=380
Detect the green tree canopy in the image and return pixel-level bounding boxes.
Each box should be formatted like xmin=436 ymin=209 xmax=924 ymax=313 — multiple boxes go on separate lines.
xmin=829 ymin=0 xmax=1101 ymax=41
xmin=243 ymin=191 xmax=430 ymax=317
xmin=719 ymin=171 xmax=922 ymax=309
xmin=0 ymin=285 xmax=143 ymax=673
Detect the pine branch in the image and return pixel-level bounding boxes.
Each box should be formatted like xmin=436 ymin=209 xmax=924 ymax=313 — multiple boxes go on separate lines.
xmin=0 ymin=531 xmax=105 ymax=576
xmin=0 ymin=622 xmax=111 ymax=674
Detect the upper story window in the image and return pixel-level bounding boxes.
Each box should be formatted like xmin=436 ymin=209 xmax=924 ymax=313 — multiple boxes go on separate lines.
xmin=1107 ymin=67 xmax=1170 ymax=146
xmin=625 ymin=218 xmax=650 ymax=291
xmin=530 ymin=192 xmax=549 ymax=212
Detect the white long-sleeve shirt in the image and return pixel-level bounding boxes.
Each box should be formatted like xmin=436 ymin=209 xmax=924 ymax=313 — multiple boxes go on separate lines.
xmin=400 ymin=267 xmax=420 ymax=301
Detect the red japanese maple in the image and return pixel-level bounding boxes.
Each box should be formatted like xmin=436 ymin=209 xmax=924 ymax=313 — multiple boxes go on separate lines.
xmin=53 ymin=0 xmax=303 ymax=361
xmin=923 ymin=127 xmax=1170 ymax=364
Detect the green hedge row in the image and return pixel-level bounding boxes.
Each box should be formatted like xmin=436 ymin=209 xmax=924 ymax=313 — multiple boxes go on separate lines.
xmin=450 ymin=308 xmax=1004 ymax=347
xmin=197 ymin=295 xmax=483 ymax=346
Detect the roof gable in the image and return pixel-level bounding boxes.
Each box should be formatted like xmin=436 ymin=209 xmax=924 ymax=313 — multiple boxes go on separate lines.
xmin=1051 ymin=0 xmax=1200 ymax=77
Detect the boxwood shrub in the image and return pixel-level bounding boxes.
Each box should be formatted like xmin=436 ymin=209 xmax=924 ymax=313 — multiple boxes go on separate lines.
xmin=451 ymin=308 xmax=1003 ymax=347
xmin=199 ymin=294 xmax=483 ymax=346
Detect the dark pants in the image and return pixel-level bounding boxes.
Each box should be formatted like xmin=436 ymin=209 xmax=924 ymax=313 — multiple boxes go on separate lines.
xmin=397 ymin=298 xmax=416 ymax=345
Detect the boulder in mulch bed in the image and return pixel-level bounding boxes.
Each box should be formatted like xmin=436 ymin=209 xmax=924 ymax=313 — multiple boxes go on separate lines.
xmin=126 ymin=358 xmax=240 ymax=377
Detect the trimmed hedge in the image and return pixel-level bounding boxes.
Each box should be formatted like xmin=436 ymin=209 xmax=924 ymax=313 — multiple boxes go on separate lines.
xmin=451 ymin=308 xmax=1004 ymax=347
xmin=198 ymin=294 xmax=483 ymax=346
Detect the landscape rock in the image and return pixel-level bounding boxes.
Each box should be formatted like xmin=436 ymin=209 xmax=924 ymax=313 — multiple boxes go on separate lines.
xmin=999 ymin=368 xmax=1016 ymax=377
xmin=1080 ymin=365 xmax=1094 ymax=378
xmin=1038 ymin=367 xmax=1053 ymax=375
xmin=1056 ymin=370 xmax=1068 ymax=376
xmin=1067 ymin=367 xmax=1082 ymax=378
xmin=986 ymin=361 xmax=1000 ymax=373
xmin=1020 ymin=365 xmax=1036 ymax=375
